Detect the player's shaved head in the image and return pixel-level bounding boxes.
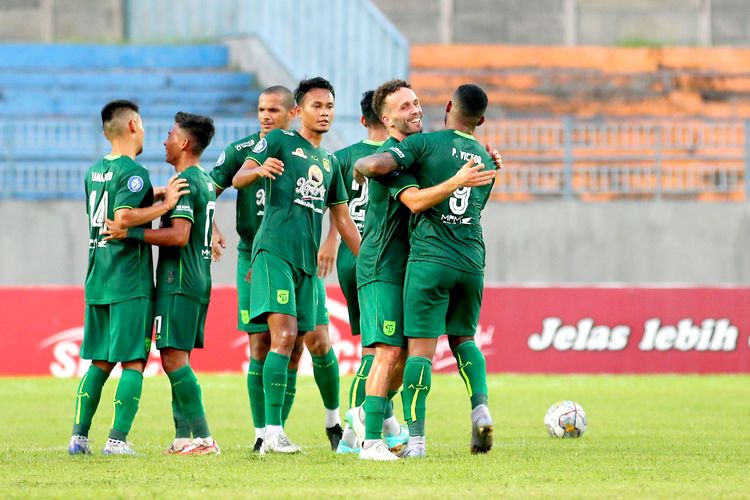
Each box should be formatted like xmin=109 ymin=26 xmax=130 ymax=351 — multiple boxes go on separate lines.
xmin=360 ymin=90 xmax=380 ymax=127
xmin=372 ymin=79 xmax=411 ymax=118
xmin=174 ymin=111 xmax=215 ymax=155
xmin=101 ymin=99 xmax=140 ymax=138
xmin=452 ymin=84 xmax=488 ymax=125
xmin=262 ymin=85 xmax=295 ymax=110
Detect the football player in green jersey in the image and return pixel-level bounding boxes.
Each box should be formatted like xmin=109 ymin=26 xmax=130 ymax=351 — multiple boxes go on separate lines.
xmin=354 ymin=84 xmax=500 ymax=458
xmin=210 ymin=86 xmax=301 ymax=452
xmin=232 ymin=77 xmax=361 ymax=453
xmin=324 ymin=90 xmax=401 ymax=454
xmin=105 ymin=112 xmax=220 ymax=454
xmin=69 ymin=100 xmax=189 ymax=456
xmin=347 ymin=80 xmax=497 ymax=460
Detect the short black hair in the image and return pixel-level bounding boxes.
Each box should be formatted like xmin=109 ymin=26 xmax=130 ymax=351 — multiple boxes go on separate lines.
xmin=360 ymin=90 xmax=380 ymax=127
xmin=372 ymin=79 xmax=411 ymax=118
xmin=294 ymin=77 xmax=335 ymax=106
xmin=100 ymin=99 xmax=139 ymax=128
xmin=174 ymin=111 xmax=215 ymax=155
xmin=262 ymin=85 xmax=295 ymax=110
xmin=453 ymin=84 xmax=488 ymax=123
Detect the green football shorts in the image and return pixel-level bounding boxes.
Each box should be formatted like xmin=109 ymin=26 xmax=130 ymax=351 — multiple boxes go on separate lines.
xmin=403 ymin=260 xmax=484 ymax=338
xmin=154 ymin=293 xmax=208 ymax=350
xmin=358 ymin=280 xmax=406 ymax=348
xmin=316 ymin=276 xmax=329 ymax=326
xmin=237 ymin=248 xmax=269 ymax=334
xmin=336 ymin=245 xmax=359 ymax=334
xmin=249 ymin=250 xmax=317 ymax=332
xmin=82 ymin=297 xmax=153 ymax=362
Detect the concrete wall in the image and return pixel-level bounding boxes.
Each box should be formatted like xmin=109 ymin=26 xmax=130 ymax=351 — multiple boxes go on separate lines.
xmin=2 ymin=200 xmax=749 ymax=286
xmin=0 ymin=0 xmax=122 ymax=42
xmin=372 ymin=0 xmax=743 ymax=46
xmin=0 ymin=0 xmax=748 ymax=46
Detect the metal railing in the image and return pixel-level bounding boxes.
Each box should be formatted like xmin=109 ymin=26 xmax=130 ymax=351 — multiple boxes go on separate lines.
xmin=475 ymin=118 xmax=749 ymax=201
xmin=124 ymin=0 xmax=409 ymax=145
xmin=2 ymin=118 xmax=749 ymax=201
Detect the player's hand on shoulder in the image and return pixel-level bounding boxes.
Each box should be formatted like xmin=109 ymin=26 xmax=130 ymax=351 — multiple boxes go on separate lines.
xmin=485 ymin=143 xmax=503 ymax=170
xmin=102 ymin=218 xmax=128 ymax=241
xmin=353 ymin=168 xmax=365 ymax=186
xmin=455 ymin=157 xmax=496 ymax=188
xmin=164 ymin=175 xmax=190 ymax=209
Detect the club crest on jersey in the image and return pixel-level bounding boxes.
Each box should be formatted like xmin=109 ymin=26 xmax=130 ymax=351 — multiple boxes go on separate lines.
xmin=322 ymin=158 xmax=331 ymax=172
xmin=295 ymin=165 xmax=326 ymax=201
xmin=277 ymin=289 xmax=289 ymax=305
xmin=291 ymin=147 xmax=308 ymax=159
xmin=127 ymin=175 xmax=144 ymax=192
xmin=215 ymin=151 xmax=226 ymax=166
xmin=252 ymin=138 xmax=267 ymax=153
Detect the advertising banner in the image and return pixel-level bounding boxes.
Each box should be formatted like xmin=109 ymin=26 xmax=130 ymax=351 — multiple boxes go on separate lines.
xmin=2 ymin=286 xmax=748 ymax=377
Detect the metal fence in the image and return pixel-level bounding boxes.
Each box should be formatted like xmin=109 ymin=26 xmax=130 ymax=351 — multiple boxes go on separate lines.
xmin=475 ymin=118 xmax=749 ymax=201
xmin=2 ymin=117 xmax=749 ymax=200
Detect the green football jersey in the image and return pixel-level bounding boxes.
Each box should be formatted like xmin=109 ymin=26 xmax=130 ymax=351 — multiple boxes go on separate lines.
xmin=84 ymin=154 xmax=155 ymax=304
xmin=356 ymin=136 xmax=419 ymax=288
xmin=333 ymin=139 xmax=384 ymax=234
xmin=245 ymin=128 xmax=348 ymax=276
xmin=387 ymin=129 xmax=496 ymax=273
xmin=210 ymin=132 xmax=265 ymax=252
xmin=155 ymin=166 xmax=217 ymax=304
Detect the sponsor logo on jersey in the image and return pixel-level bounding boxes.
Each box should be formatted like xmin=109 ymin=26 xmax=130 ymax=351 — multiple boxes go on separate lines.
xmin=291 ymin=147 xmax=308 ymax=159
xmin=215 ymin=151 xmax=226 ymax=166
xmin=389 ymin=146 xmax=405 ymax=158
xmin=175 ymin=204 xmax=193 ymax=216
xmin=277 ymin=289 xmax=290 ymax=304
xmin=281 ymin=130 xmax=295 ymax=136
xmin=252 ymin=138 xmax=267 ymax=153
xmin=383 ymin=320 xmax=396 ymax=336
xmin=322 ymin=158 xmax=331 ymax=172
xmin=127 ymin=175 xmax=144 ymax=192
xmin=235 ymin=139 xmax=256 ymax=151
xmin=440 ymin=214 xmax=473 ymax=225
xmin=91 ymin=171 xmax=113 ymax=182
xmin=295 ymin=165 xmax=326 ymax=201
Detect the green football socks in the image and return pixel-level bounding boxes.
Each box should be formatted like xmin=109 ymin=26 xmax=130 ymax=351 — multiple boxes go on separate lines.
xmin=247 ymin=357 xmax=266 ymax=428
xmin=364 ymin=395 xmax=387 ymax=440
xmin=108 ymin=368 xmax=143 ymax=441
xmin=171 ymin=385 xmax=191 ymax=439
xmin=384 ymin=389 xmax=398 ymax=420
xmin=401 ymin=356 xmax=432 ymax=437
xmin=168 ymin=365 xmax=210 ymax=439
xmin=454 ymin=341 xmax=489 ymax=409
xmin=348 ymin=354 xmax=373 ymax=408
xmin=311 ymin=349 xmax=340 ymax=410
xmin=282 ymin=369 xmax=298 ymax=425
xmin=263 ymin=351 xmax=290 ymax=426
xmin=72 ymin=364 xmax=109 ymax=437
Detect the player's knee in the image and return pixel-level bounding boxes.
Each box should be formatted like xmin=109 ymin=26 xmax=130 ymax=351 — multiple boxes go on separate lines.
xmin=121 ymin=359 xmax=146 ymax=373
xmin=377 ymin=346 xmax=402 ymax=368
xmin=305 ymin=333 xmax=330 ymax=356
xmin=160 ymin=349 xmax=188 ymax=373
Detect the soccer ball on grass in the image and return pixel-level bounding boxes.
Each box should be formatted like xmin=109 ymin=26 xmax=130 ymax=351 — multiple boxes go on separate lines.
xmin=544 ymin=400 xmax=587 ymax=438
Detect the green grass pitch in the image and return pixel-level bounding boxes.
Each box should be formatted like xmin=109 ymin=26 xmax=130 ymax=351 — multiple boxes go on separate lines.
xmin=1 ymin=373 xmax=749 ymax=498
